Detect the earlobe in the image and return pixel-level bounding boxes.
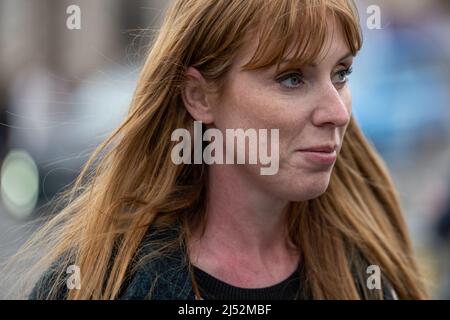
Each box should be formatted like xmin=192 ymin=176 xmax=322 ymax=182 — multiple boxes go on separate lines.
xmin=182 ymin=67 xmax=215 ymax=124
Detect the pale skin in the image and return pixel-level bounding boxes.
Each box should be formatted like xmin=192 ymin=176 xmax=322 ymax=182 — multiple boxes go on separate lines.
xmin=182 ymin=17 xmax=354 ymax=288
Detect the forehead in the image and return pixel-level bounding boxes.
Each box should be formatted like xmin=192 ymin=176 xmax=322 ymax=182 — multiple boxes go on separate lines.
xmin=233 ymin=14 xmax=351 ymax=72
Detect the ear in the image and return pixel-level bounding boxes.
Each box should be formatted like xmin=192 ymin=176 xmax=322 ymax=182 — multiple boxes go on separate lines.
xmin=182 ymin=67 xmax=215 ymax=124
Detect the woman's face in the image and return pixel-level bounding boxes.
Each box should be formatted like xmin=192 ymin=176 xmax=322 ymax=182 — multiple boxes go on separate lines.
xmin=209 ymin=18 xmax=354 ymax=202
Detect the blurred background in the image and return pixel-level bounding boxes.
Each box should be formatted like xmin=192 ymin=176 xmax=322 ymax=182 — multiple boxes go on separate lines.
xmin=0 ymin=0 xmax=449 ymax=298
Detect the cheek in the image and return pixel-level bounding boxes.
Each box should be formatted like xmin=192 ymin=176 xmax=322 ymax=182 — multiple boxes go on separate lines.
xmin=342 ymin=86 xmax=352 ymax=114
xmin=214 ymin=81 xmax=316 ymax=172
xmin=214 ymin=80 xmax=285 ymax=130
xmin=340 ymin=86 xmax=352 ymax=136
xmin=230 ymin=92 xmax=308 ymax=167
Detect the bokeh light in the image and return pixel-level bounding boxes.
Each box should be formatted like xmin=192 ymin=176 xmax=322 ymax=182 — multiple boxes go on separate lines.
xmin=1 ymin=149 xmax=39 ymax=219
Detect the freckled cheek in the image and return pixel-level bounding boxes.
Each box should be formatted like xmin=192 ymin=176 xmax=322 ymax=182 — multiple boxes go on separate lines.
xmin=342 ymin=87 xmax=352 ymax=115
xmin=339 ymin=89 xmax=352 ymax=140
xmin=239 ymin=97 xmax=308 ymax=157
xmin=225 ymin=88 xmax=287 ymax=129
xmin=217 ymin=82 xmax=307 ymax=155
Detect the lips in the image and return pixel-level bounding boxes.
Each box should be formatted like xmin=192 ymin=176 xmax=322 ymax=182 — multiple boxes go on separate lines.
xmin=297 ymin=144 xmax=338 ymax=166
xmin=298 ymin=145 xmax=337 ymax=153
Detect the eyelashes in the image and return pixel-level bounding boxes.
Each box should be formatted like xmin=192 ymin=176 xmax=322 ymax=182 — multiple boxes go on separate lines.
xmin=276 ymin=66 xmax=353 ymax=89
xmin=276 ymin=72 xmax=304 ymax=89
xmin=334 ymin=67 xmax=353 ymax=84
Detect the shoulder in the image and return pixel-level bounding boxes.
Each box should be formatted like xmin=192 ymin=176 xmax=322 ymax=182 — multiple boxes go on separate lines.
xmin=29 ymin=222 xmax=194 ymax=300
xmin=382 ymin=281 xmax=399 ymax=300
xmin=350 ymin=250 xmax=399 ymax=300
xmin=119 ymin=222 xmax=194 ymax=300
xmin=28 ymin=254 xmax=72 ymax=300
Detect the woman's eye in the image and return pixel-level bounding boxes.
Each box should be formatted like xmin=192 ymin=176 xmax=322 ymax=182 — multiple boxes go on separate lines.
xmin=332 ymin=67 xmax=353 ymax=85
xmin=277 ymin=73 xmax=304 ymax=89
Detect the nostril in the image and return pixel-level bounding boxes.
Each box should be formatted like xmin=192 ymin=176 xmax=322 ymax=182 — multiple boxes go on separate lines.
xmin=312 ymin=105 xmax=351 ymax=127
xmin=311 ymin=84 xmax=352 ymax=127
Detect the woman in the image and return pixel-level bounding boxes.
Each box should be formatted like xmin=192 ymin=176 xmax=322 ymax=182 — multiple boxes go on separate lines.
xmin=20 ymin=0 xmax=426 ymax=299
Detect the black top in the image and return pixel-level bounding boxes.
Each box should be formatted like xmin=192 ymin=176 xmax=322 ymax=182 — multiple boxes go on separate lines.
xmin=193 ymin=265 xmax=301 ymax=300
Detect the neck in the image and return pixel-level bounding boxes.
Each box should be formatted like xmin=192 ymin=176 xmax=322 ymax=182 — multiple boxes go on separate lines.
xmin=190 ymin=164 xmax=298 ymax=267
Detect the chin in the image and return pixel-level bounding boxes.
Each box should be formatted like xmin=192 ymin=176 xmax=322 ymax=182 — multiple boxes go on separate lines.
xmin=285 ymin=172 xmax=332 ymax=202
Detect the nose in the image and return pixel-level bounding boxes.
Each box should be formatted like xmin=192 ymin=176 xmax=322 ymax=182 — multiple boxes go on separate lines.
xmin=311 ymin=83 xmax=351 ymax=128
